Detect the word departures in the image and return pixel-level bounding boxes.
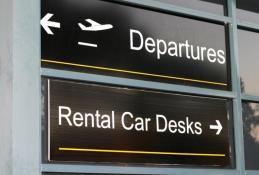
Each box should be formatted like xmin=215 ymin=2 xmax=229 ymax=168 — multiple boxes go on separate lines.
xmin=130 ymin=29 xmax=226 ymax=64
xmin=45 ymin=79 xmax=232 ymax=167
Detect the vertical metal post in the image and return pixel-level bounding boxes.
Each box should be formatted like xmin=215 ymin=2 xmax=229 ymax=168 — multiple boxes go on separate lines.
xmin=228 ymin=0 xmax=245 ymax=173
xmin=12 ymin=0 xmax=41 ymax=173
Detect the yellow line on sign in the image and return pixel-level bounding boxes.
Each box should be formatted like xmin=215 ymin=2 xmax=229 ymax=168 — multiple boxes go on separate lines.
xmin=59 ymin=147 xmax=226 ymax=157
xmin=42 ymin=59 xmax=227 ymax=86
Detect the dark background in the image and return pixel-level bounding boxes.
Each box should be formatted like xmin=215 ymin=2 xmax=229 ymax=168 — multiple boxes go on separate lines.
xmin=45 ymin=79 xmax=233 ymax=167
xmin=242 ymin=101 xmax=259 ymax=170
xmin=41 ymin=0 xmax=229 ymax=90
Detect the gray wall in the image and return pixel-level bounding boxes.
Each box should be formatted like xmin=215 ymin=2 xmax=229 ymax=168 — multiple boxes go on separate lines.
xmin=0 ymin=0 xmax=13 ymax=174
xmin=0 ymin=0 xmax=40 ymax=174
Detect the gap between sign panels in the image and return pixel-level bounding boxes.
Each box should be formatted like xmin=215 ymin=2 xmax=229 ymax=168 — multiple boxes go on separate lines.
xmin=59 ymin=147 xmax=226 ymax=157
xmin=41 ymin=59 xmax=227 ymax=86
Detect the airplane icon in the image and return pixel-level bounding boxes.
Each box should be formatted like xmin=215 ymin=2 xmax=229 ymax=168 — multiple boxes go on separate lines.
xmin=78 ymin=19 xmax=113 ymax=31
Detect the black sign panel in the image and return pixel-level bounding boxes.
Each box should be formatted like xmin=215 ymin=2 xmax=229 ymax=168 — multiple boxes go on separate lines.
xmin=41 ymin=0 xmax=229 ymax=90
xmin=45 ymin=79 xmax=233 ymax=167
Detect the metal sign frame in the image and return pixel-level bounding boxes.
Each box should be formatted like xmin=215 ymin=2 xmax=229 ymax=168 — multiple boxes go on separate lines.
xmin=34 ymin=0 xmax=259 ymax=174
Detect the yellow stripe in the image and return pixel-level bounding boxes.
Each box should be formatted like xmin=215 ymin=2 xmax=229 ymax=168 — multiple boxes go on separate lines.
xmin=59 ymin=147 xmax=226 ymax=157
xmin=42 ymin=59 xmax=227 ymax=86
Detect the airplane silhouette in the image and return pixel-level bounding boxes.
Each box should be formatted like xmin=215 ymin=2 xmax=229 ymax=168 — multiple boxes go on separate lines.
xmin=78 ymin=19 xmax=113 ymax=31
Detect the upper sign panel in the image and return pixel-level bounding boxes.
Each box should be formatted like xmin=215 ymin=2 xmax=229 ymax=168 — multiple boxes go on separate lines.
xmin=41 ymin=0 xmax=229 ymax=90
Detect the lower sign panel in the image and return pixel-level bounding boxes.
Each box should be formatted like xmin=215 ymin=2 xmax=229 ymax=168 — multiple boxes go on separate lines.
xmin=44 ymin=79 xmax=233 ymax=167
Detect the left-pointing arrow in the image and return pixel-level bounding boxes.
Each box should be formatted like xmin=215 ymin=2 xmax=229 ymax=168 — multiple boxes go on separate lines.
xmin=41 ymin=13 xmax=60 ymax=35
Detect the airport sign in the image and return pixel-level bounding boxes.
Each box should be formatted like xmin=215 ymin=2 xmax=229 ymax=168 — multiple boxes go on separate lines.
xmin=45 ymin=79 xmax=233 ymax=167
xmin=41 ymin=0 xmax=229 ymax=90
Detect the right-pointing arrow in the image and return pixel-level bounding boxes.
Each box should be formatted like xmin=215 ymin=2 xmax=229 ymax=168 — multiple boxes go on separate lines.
xmin=210 ymin=120 xmax=222 ymax=135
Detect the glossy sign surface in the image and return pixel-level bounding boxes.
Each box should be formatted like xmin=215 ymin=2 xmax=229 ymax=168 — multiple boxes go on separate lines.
xmin=44 ymin=79 xmax=233 ymax=167
xmin=41 ymin=0 xmax=229 ymax=90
